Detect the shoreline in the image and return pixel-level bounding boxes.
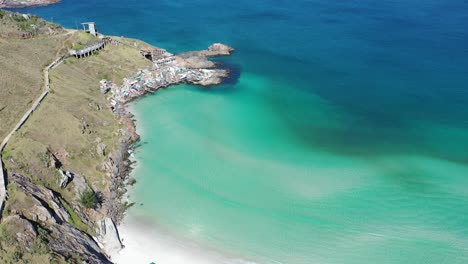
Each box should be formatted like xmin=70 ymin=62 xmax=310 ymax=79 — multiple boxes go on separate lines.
xmin=110 ymin=101 xmax=260 ymax=264
xmin=0 ymin=11 xmax=236 ymax=259
xmin=102 ymin=40 xmax=238 ymax=262
xmin=102 ymin=40 xmax=236 ymax=223
xmin=112 ymin=210 xmax=261 ymax=264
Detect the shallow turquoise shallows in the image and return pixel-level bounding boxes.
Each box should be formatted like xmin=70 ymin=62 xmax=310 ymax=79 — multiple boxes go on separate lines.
xmin=20 ymin=0 xmax=468 ymax=263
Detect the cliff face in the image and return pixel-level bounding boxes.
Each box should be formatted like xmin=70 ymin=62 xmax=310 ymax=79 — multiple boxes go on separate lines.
xmin=2 ymin=173 xmax=111 ymax=263
xmin=0 ymin=0 xmax=60 ymax=8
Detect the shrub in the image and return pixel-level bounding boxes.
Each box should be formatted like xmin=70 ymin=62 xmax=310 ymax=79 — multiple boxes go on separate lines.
xmin=12 ymin=249 xmax=23 ymax=261
xmin=0 ymin=224 xmax=14 ymax=246
xmin=79 ymin=189 xmax=97 ymax=209
xmin=32 ymin=238 xmax=49 ymax=255
xmin=2 ymin=148 xmax=13 ymax=160
xmin=38 ymin=151 xmax=49 ymax=168
xmin=59 ymin=197 xmax=94 ymax=235
xmin=72 ymin=43 xmax=84 ymax=50
xmin=128 ymin=177 xmax=137 ymax=186
xmin=13 ymin=14 xmax=26 ymax=22
xmin=37 ymin=226 xmax=49 ymax=242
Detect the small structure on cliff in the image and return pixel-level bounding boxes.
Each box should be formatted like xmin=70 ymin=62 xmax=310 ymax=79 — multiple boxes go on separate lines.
xmin=69 ymin=39 xmax=110 ymax=58
xmin=81 ymin=22 xmax=97 ymax=36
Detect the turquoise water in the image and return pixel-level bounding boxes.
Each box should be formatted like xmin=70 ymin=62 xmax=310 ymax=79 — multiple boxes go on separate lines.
xmin=19 ymin=1 xmax=468 ymax=263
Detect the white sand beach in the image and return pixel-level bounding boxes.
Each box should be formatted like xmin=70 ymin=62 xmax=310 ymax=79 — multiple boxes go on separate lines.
xmin=111 ymin=214 xmax=257 ymax=264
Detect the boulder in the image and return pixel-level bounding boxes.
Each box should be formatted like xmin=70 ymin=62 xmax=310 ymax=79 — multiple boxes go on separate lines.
xmin=49 ymin=151 xmax=62 ymax=169
xmin=48 ymin=223 xmax=112 ymax=264
xmin=95 ymin=137 xmax=107 ymax=157
xmin=208 ymin=43 xmax=234 ymax=55
xmin=58 ymin=169 xmax=73 ymax=188
xmin=8 ymin=173 xmax=111 ymax=263
xmin=11 ymin=173 xmax=70 ymax=224
xmin=97 ymin=142 xmax=107 ymax=156
xmin=30 ymin=204 xmax=57 ymax=223
xmin=2 ymin=215 xmax=37 ymax=251
xmin=72 ymin=173 xmax=89 ymax=199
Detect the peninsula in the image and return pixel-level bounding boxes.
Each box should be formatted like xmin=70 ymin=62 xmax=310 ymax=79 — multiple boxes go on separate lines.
xmin=0 ymin=10 xmax=233 ymax=263
xmin=0 ymin=0 xmax=59 ymax=8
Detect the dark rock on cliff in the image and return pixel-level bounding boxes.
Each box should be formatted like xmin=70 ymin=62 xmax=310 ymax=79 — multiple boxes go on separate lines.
xmin=7 ymin=173 xmax=112 ymax=263
xmin=12 ymin=173 xmax=70 ymax=224
xmin=48 ymin=222 xmax=111 ymax=264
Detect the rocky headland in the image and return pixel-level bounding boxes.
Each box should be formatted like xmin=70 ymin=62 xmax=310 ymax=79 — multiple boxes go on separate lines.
xmin=0 ymin=0 xmax=59 ymax=8
xmin=0 ymin=9 xmax=234 ymax=263
xmin=101 ymin=42 xmax=235 ymax=104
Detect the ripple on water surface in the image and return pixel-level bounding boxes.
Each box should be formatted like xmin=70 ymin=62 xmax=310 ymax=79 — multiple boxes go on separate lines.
xmin=130 ymin=72 xmax=468 ymax=264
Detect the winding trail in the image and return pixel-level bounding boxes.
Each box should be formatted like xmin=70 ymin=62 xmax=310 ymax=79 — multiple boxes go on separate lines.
xmin=0 ymin=30 xmax=74 ymax=217
xmin=0 ymin=53 xmax=66 ymax=218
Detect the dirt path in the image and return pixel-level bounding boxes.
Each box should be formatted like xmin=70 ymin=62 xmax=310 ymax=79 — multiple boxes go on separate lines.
xmin=0 ymin=53 xmax=66 ymax=218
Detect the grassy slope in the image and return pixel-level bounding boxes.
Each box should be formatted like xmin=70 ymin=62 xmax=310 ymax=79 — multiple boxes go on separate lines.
xmin=0 ymin=10 xmax=66 ymax=141
xmin=4 ymin=35 xmax=152 ymax=192
xmin=4 ymin=33 xmax=152 ymax=202
xmin=0 ymin=222 xmax=55 ymax=264
xmin=0 ymin=34 xmax=68 ymax=141
xmin=1 ymin=11 xmax=153 ymax=262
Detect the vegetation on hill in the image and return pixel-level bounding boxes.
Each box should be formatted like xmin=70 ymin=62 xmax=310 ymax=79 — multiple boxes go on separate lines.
xmin=64 ymin=30 xmax=99 ymax=50
xmin=0 ymin=11 xmax=61 ymax=37
xmin=0 ymin=10 xmax=65 ymax=141
xmin=0 ymin=10 xmax=153 ymax=262
xmin=0 ymin=0 xmax=60 ymax=9
xmin=79 ymin=189 xmax=98 ymax=209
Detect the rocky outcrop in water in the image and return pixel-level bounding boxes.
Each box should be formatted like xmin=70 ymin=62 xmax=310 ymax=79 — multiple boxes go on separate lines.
xmin=0 ymin=0 xmax=59 ymax=8
xmin=103 ymin=43 xmax=235 ymax=104
xmin=178 ymin=43 xmax=234 ymax=58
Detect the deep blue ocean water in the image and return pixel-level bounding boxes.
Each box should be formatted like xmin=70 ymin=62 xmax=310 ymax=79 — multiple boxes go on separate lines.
xmin=16 ymin=1 xmax=468 ymax=263
xmin=20 ymin=0 xmax=468 ymax=159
